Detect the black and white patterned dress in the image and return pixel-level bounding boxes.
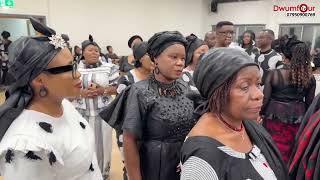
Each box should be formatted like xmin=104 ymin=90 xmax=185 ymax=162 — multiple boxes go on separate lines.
xmin=181 ymin=137 xmax=277 ymax=180
xmin=181 ymin=120 xmax=289 ymax=180
xmin=73 ymin=61 xmax=119 ymax=179
xmin=0 ymin=100 xmax=102 ymax=180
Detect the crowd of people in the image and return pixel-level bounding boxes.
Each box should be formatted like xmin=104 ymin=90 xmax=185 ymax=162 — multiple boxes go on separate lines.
xmin=0 ymin=17 xmax=320 ymax=180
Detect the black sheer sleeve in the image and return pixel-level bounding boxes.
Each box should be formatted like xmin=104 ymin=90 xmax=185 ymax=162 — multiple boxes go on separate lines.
xmin=261 ymin=70 xmax=275 ymax=115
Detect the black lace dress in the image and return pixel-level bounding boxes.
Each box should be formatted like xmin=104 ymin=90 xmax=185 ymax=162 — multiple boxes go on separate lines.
xmin=122 ymin=75 xmax=196 ymax=180
xmin=261 ymin=67 xmax=316 ymax=163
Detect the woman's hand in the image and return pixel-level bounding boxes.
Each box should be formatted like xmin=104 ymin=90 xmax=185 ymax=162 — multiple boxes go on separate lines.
xmin=94 ymin=86 xmax=105 ymax=96
xmin=81 ymin=88 xmax=98 ymax=98
xmin=94 ymin=86 xmax=117 ymax=96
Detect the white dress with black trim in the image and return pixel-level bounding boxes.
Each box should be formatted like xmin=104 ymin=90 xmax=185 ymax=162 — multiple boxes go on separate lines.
xmin=0 ymin=100 xmax=103 ymax=180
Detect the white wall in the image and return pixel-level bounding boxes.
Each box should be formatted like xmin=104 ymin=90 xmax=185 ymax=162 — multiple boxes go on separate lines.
xmin=1 ymin=0 xmax=319 ymax=54
xmin=47 ymin=0 xmax=203 ymax=55
xmin=0 ymin=19 xmax=29 ymax=41
xmin=0 ymin=0 xmax=48 ymax=17
xmin=0 ymin=0 xmax=204 ymax=55
xmin=201 ymin=0 xmax=320 ymax=38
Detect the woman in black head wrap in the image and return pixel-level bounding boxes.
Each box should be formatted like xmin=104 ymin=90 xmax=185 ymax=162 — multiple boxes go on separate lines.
xmin=183 ymin=34 xmax=208 ymax=88
xmin=119 ymin=35 xmax=143 ymax=75
xmin=0 ymin=18 xmax=103 ymax=180
xmin=117 ymin=41 xmax=154 ymax=92
xmin=180 ymin=48 xmax=288 ymax=180
xmin=120 ymin=31 xmax=196 ymax=180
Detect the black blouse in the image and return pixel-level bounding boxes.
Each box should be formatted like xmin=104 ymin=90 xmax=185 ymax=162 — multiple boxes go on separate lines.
xmin=122 ymin=76 xmax=196 ymax=180
xmin=262 ymin=68 xmax=316 ymax=113
xmin=119 ymin=56 xmax=134 ymax=73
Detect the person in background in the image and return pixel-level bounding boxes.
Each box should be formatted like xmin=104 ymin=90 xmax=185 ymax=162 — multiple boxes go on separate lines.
xmin=180 ymin=48 xmax=288 ymax=180
xmin=240 ymin=30 xmax=259 ymax=59
xmin=73 ymin=35 xmax=119 ymax=180
xmin=119 ymin=35 xmax=143 ymax=75
xmin=1 ymin=31 xmax=12 ymax=53
xmin=106 ymin=45 xmax=119 ymax=64
xmin=100 ymin=41 xmax=154 ymax=180
xmin=74 ymin=45 xmax=82 ymax=64
xmin=312 ymin=47 xmax=320 ymax=69
xmin=0 ymin=31 xmax=11 ymax=86
xmin=183 ymin=34 xmax=209 ymax=90
xmin=117 ymin=42 xmax=154 ymax=91
xmin=204 ymin=31 xmax=216 ymax=49
xmin=0 ymin=17 xmax=103 ymax=180
xmin=272 ymin=35 xmax=289 ymax=54
xmin=61 ymin=34 xmax=72 ymax=52
xmin=261 ymin=39 xmax=315 ymax=164
xmin=214 ymin=21 xmax=234 ymax=48
xmin=255 ymin=29 xmax=283 ymax=85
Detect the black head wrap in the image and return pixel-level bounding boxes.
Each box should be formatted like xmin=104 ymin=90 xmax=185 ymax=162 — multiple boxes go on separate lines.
xmin=132 ymin=42 xmax=148 ymax=68
xmin=0 ymin=17 xmax=65 ymax=140
xmin=30 ymin=17 xmax=56 ymax=36
xmin=61 ymin=34 xmax=70 ymax=42
xmin=81 ymin=35 xmax=100 ymax=51
xmin=128 ymin=35 xmax=143 ymax=48
xmin=185 ymin=34 xmax=205 ymax=66
xmin=81 ymin=35 xmax=100 ymax=59
xmin=193 ymin=48 xmax=258 ymax=115
xmin=147 ymin=31 xmax=187 ymax=62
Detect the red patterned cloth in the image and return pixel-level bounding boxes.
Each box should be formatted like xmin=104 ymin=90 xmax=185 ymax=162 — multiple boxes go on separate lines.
xmin=264 ymin=119 xmax=300 ymax=164
xmin=289 ymin=109 xmax=320 ymax=180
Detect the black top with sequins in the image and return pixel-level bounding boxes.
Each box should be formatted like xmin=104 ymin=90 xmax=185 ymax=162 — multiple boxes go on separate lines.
xmin=122 ymin=75 xmax=196 ymax=180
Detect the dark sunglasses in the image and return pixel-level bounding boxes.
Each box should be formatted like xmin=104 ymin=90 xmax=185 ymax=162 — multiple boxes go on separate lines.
xmin=44 ymin=62 xmax=78 ymax=79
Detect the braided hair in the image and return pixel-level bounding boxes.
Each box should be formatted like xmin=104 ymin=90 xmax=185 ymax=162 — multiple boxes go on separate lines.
xmin=208 ymin=75 xmax=235 ymax=115
xmin=281 ymin=39 xmax=312 ymax=88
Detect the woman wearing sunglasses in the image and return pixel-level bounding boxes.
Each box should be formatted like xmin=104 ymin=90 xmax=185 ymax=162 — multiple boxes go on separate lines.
xmin=0 ymin=18 xmax=102 ymax=180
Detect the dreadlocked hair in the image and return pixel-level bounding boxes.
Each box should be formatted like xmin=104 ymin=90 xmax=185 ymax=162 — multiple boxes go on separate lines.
xmin=208 ymin=75 xmax=235 ymax=115
xmin=289 ymin=43 xmax=312 ymax=88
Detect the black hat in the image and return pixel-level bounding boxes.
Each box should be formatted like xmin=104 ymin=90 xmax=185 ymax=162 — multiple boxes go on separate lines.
xmin=128 ymin=35 xmax=143 ymax=48
xmin=185 ymin=34 xmax=205 ymax=66
xmin=147 ymin=31 xmax=187 ymax=62
xmin=30 ymin=17 xmax=56 ymax=36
